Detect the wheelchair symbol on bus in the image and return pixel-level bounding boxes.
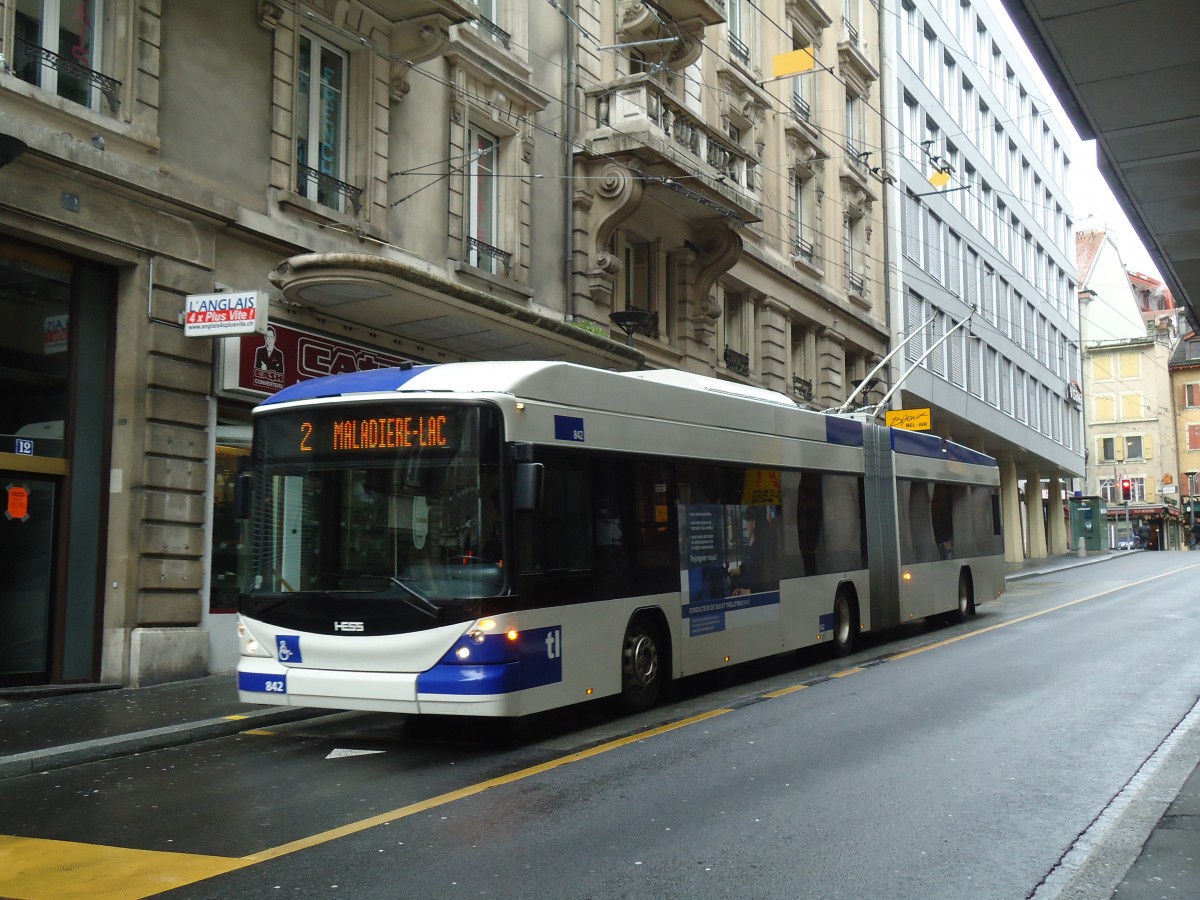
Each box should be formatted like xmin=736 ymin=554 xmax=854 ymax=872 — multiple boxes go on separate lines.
xmin=278 ymin=640 xmax=293 ymax=661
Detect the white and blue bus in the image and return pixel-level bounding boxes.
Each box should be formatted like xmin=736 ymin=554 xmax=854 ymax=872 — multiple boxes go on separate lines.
xmin=236 ymin=361 xmax=1005 ymax=716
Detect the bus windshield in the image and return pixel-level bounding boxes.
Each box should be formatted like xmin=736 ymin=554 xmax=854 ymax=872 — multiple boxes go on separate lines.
xmin=247 ymin=402 xmax=504 ymax=603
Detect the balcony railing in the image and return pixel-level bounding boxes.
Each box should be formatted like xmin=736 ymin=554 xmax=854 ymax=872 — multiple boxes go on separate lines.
xmin=589 ymin=78 xmax=761 ymax=203
xmin=14 ymin=36 xmax=121 ymax=112
xmin=724 ymin=346 xmax=750 ymax=376
xmin=793 ymin=376 xmax=813 ymax=401
xmin=473 ymin=16 xmax=512 ymax=50
xmin=796 ymin=237 xmax=815 ymax=263
xmin=842 ymin=17 xmax=860 ymax=46
xmin=728 ymin=33 xmax=750 ymax=65
xmin=848 ymin=272 xmax=867 ymax=299
xmin=297 ymin=165 xmax=363 ymax=214
xmin=467 ymin=236 xmax=513 ymax=275
xmin=845 ymin=139 xmax=869 ymax=174
xmin=791 ymin=92 xmax=811 ymax=122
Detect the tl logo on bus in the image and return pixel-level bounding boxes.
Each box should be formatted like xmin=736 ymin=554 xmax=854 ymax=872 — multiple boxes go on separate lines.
xmin=544 ymin=628 xmax=562 ymax=659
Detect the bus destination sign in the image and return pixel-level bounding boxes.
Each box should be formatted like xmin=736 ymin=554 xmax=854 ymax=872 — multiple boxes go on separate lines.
xmin=301 ymin=415 xmax=449 ymax=453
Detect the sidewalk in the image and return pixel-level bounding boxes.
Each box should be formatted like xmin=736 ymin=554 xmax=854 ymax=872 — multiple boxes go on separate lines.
xmin=0 ymin=549 xmax=1194 ymax=899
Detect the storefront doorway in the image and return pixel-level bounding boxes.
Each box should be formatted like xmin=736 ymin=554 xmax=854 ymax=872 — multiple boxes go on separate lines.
xmin=0 ymin=239 xmax=113 ymax=685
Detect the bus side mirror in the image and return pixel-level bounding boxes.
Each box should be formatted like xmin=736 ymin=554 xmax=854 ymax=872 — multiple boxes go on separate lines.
xmin=513 ymin=462 xmax=544 ymax=511
xmin=234 ymin=472 xmax=252 ymax=520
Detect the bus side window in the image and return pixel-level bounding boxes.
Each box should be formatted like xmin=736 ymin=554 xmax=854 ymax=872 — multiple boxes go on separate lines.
xmin=628 ymin=460 xmax=676 ymax=595
xmin=796 ymin=471 xmax=822 ymax=575
xmin=516 ymin=454 xmax=589 ymax=576
xmin=930 ymin=483 xmax=954 ymax=559
xmin=592 ymin=458 xmax=629 ymax=600
xmin=906 ymin=481 xmax=938 ymax=563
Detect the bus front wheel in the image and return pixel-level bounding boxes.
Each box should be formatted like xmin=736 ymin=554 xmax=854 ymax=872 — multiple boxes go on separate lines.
xmin=619 ymin=618 xmax=663 ymax=713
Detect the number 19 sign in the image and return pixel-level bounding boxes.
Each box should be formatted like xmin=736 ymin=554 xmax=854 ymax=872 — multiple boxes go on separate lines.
xmin=184 ymin=291 xmax=268 ymax=338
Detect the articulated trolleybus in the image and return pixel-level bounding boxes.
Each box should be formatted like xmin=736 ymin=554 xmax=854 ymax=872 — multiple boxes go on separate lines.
xmin=237 ymin=361 xmax=1005 ymax=716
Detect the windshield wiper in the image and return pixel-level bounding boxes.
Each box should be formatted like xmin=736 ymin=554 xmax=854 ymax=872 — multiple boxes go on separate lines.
xmin=387 ymin=577 xmax=442 ymax=619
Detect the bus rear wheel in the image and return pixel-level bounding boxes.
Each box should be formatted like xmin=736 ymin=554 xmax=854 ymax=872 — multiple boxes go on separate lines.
xmin=832 ymin=592 xmax=857 ymax=657
xmin=948 ymin=571 xmax=973 ymax=624
xmin=619 ymin=618 xmax=663 ymax=713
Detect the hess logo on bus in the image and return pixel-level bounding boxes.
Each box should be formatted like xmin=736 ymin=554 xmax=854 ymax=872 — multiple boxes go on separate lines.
xmin=334 ymin=621 xmax=365 ymax=632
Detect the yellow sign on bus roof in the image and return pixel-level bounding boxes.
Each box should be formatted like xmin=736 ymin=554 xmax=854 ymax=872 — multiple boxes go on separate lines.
xmin=885 ymin=408 xmax=932 ymax=431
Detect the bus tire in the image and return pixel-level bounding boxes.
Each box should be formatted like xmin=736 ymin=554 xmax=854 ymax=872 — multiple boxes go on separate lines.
xmin=948 ymin=570 xmax=973 ymax=624
xmin=832 ymin=590 xmax=858 ymax=657
xmin=619 ymin=616 xmax=664 ymax=713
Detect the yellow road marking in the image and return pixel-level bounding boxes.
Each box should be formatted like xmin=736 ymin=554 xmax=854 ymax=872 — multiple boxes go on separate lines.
xmin=223 ymin=715 xmax=249 ymax=720
xmin=763 ymin=684 xmax=808 ymax=698
xmin=245 ymin=706 xmax=732 ymax=862
xmin=242 ymin=729 xmax=277 ymax=736
xmin=0 ymin=835 xmax=249 ymax=900
xmin=830 ymin=667 xmax=863 ymax=678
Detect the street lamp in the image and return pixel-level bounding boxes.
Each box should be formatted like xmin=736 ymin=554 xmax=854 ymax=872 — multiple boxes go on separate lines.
xmin=609 ymin=308 xmax=652 ymax=346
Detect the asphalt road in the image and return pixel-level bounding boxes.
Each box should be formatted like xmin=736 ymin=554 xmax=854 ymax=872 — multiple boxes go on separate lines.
xmin=3 ymin=554 xmax=1198 ymax=899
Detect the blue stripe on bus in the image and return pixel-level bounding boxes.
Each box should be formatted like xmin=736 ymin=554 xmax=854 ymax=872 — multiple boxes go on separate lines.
xmin=825 ymin=416 xmax=864 ymax=447
xmin=260 ymin=365 xmax=437 ymax=405
xmin=418 ymin=625 xmax=563 ymax=696
xmin=891 ymin=428 xmax=996 ymax=467
xmin=681 ymin=590 xmax=780 ymax=619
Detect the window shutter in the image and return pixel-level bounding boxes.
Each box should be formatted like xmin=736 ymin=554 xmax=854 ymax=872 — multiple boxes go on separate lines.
xmin=1145 ymin=476 xmax=1156 ymax=500
xmin=1143 ymin=434 xmax=1152 ymax=459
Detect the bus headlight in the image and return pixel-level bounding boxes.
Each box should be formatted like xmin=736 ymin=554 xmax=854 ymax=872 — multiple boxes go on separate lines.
xmin=455 ymin=646 xmax=471 ymax=660
xmin=238 ymin=620 xmax=271 ymax=658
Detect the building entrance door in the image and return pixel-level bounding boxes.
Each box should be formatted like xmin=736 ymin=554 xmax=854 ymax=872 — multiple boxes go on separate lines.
xmin=0 ymin=474 xmax=58 ymax=682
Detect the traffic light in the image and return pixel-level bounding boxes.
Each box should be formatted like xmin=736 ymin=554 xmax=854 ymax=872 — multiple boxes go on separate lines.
xmin=1121 ymin=478 xmax=1132 ymax=501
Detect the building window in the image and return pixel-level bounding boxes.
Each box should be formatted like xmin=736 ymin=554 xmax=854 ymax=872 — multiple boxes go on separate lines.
xmin=467 ymin=127 xmax=506 ymax=274
xmin=1189 ymin=424 xmax=1200 ymax=451
xmin=296 ymin=32 xmax=354 ymax=213
xmin=1125 ymin=435 xmax=1145 ymax=461
xmin=1185 ymin=383 xmax=1200 ymax=408
xmin=14 ymin=0 xmax=119 ymax=111
xmin=845 ymin=92 xmax=865 ymax=158
xmin=794 ymin=175 xmax=816 ymax=262
xmin=1100 ymin=478 xmax=1117 ymax=504
xmin=728 ymin=0 xmax=751 ymax=64
xmin=1129 ymin=476 xmax=1146 ymax=503
xmin=1097 ymin=436 xmax=1116 ymax=463
xmin=620 ymin=235 xmax=660 ymax=338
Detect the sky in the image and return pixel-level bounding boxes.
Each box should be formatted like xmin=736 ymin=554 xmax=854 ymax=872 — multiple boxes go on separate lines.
xmin=1069 ymin=139 xmax=1162 ymax=281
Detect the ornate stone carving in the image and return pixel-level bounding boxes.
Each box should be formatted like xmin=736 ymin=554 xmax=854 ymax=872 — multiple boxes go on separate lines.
xmin=259 ymin=1 xmax=283 ymax=30
xmin=580 ymin=164 xmax=646 ymax=306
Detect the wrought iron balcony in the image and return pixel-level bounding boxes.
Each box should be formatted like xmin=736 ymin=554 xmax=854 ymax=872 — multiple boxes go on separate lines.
xmin=297 ymin=165 xmax=363 ymax=215
xmin=845 ymin=140 xmax=869 ymax=174
xmin=728 ymin=33 xmax=750 ymax=65
xmin=13 ymin=36 xmax=121 ymax=112
xmin=585 ymin=76 xmax=762 ymax=222
xmin=793 ymin=376 xmax=813 ymax=401
xmin=723 ymin=346 xmax=750 ymax=376
xmin=473 ymin=16 xmax=511 ymax=50
xmin=842 ymin=17 xmax=860 ymax=46
xmin=791 ymin=92 xmax=812 ymax=122
xmin=467 ymin=236 xmax=513 ymax=275
xmin=848 ymin=272 xmax=868 ymax=299
xmin=796 ymin=237 xmax=816 ymax=263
